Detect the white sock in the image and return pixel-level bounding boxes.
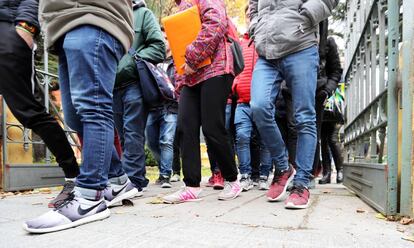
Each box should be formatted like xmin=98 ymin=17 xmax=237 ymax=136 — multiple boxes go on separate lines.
xmin=65 ymin=177 xmax=76 ymax=182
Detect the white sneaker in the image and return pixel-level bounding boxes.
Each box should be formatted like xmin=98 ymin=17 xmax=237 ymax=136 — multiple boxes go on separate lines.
xmin=163 ymin=187 xmax=202 ymax=204
xmin=240 ymin=175 xmax=254 ymax=192
xmin=258 ymin=176 xmax=269 ymax=190
xmin=104 ymin=178 xmax=140 ymax=207
xmin=23 ymin=191 xmax=110 ymax=233
xmin=218 ymin=181 xmax=242 ymax=200
xmin=170 ymin=174 xmax=181 ymax=182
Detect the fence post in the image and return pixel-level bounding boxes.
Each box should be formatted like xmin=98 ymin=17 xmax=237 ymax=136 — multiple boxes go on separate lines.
xmin=401 ymin=0 xmax=414 ymax=216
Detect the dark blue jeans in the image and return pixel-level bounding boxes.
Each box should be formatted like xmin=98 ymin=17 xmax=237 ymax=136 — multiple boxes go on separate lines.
xmin=146 ymin=108 xmax=177 ymax=177
xmin=57 ymin=25 xmax=125 ymax=190
xmin=250 ymin=46 xmax=319 ymax=187
xmin=113 ymin=83 xmax=149 ymax=188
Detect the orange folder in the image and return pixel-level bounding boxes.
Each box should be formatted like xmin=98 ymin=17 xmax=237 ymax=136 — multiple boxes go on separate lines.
xmin=162 ymin=6 xmax=211 ymax=75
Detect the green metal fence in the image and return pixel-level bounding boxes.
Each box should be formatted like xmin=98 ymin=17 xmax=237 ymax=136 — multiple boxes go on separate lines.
xmin=343 ymin=0 xmax=401 ymax=215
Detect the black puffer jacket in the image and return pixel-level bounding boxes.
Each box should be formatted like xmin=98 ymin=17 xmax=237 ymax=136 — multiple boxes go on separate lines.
xmin=0 ymin=0 xmax=39 ymax=31
xmin=317 ymin=19 xmax=343 ymax=96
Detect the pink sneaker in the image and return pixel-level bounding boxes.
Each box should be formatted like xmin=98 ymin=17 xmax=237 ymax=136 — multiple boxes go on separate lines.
xmin=218 ymin=181 xmax=242 ymax=200
xmin=285 ymin=185 xmax=310 ymax=209
xmin=267 ymin=164 xmax=295 ymax=202
xmin=162 ymin=187 xmax=202 ymax=204
xmin=213 ymin=172 xmax=224 ymax=190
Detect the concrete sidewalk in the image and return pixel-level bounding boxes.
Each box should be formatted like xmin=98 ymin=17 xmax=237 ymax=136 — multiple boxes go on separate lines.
xmin=0 ymin=182 xmax=412 ymax=248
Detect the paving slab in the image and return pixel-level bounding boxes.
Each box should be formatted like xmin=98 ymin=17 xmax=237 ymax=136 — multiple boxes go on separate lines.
xmin=0 ymin=181 xmax=412 ymax=248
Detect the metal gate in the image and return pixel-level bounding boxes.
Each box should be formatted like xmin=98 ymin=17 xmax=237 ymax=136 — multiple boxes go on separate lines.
xmin=1 ymin=69 xmax=80 ymax=191
xmin=342 ymin=0 xmax=413 ymax=216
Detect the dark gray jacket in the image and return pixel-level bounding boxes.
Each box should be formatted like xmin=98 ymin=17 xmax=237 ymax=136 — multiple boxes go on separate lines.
xmin=249 ymin=0 xmax=339 ymax=60
xmin=0 ymin=0 xmax=39 ymax=31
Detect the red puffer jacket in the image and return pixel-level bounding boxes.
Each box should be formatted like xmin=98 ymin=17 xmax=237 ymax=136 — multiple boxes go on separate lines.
xmin=233 ymin=33 xmax=258 ymax=104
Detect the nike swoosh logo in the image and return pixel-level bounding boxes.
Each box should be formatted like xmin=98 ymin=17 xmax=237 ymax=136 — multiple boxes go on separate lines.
xmin=77 ymin=202 xmax=103 ymax=216
xmin=112 ymin=184 xmax=128 ymax=197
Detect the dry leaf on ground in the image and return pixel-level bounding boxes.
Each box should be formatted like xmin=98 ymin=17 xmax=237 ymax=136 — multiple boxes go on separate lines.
xmin=400 ymin=217 xmax=413 ymax=225
xmin=121 ymin=199 xmax=134 ymax=207
xmin=31 ymin=202 xmax=43 ymax=206
xmin=375 ymin=213 xmax=386 ymax=220
xmin=148 ymin=197 xmax=164 ymax=204
xmin=397 ymin=226 xmax=406 ymax=233
xmin=356 ymin=208 xmax=366 ymax=213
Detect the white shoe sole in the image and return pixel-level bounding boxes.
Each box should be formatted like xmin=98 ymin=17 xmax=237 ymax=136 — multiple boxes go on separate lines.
xmin=23 ymin=209 xmax=110 ymax=234
xmin=163 ymin=198 xmax=203 ymax=204
xmin=267 ymin=169 xmax=296 ymax=202
xmin=242 ymin=184 xmax=254 ymax=192
xmin=285 ymin=201 xmax=310 ymax=209
xmin=106 ymin=188 xmax=140 ymax=207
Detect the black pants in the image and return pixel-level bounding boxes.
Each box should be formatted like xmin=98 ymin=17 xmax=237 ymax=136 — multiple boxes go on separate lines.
xmin=250 ymin=125 xmax=261 ymax=179
xmin=0 ymin=22 xmax=79 ymax=178
xmin=172 ymin=128 xmax=181 ymax=175
xmin=321 ymin=121 xmax=343 ymax=174
xmin=177 ymin=75 xmax=238 ymax=187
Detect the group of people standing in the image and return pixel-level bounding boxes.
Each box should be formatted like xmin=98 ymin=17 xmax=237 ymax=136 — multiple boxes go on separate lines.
xmin=0 ymin=0 xmax=342 ymax=234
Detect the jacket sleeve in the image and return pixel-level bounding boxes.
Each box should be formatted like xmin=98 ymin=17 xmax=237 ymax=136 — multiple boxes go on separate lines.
xmin=136 ymin=10 xmax=166 ymax=64
xmin=300 ymin=0 xmax=339 ymax=27
xmin=248 ymin=0 xmax=259 ymax=37
xmin=324 ymin=37 xmax=343 ymax=94
xmin=16 ymin=0 xmax=39 ymax=32
xmin=185 ymin=0 xmax=227 ymax=70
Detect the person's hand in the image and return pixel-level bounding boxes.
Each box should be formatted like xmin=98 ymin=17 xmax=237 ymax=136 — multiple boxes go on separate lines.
xmin=15 ymin=28 xmax=34 ymax=49
xmin=181 ymin=63 xmax=196 ymax=75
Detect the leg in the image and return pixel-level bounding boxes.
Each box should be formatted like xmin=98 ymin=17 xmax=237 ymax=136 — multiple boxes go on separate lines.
xmin=201 ymin=75 xmax=238 ymax=182
xmin=283 ymin=46 xmax=319 ymax=188
xmin=62 ymin=26 xmax=124 ymax=190
xmin=178 ymin=85 xmax=202 ymax=187
xmin=250 ymin=125 xmax=261 ymax=180
xmin=172 ymin=128 xmax=181 ymax=175
xmin=0 ymin=23 xmax=78 ymax=179
xmin=320 ymin=121 xmax=332 ymax=184
xmin=312 ymin=94 xmax=326 ymax=177
xmin=146 ymin=111 xmax=161 ymax=164
xmin=158 ymin=110 xmax=177 ymax=177
xmin=235 ymin=104 xmax=253 ymax=176
xmin=328 ymin=123 xmax=344 ymax=183
xmin=283 ymin=90 xmax=297 ymax=166
xmin=250 ymin=58 xmax=288 ymax=171
xmin=117 ymin=84 xmax=149 ymax=189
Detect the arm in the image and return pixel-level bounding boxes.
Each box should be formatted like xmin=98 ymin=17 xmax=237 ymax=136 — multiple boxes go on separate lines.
xmin=16 ymin=0 xmax=39 ymax=32
xmin=300 ymin=0 xmax=339 ymax=27
xmin=324 ymin=37 xmax=343 ymax=95
xmin=136 ymin=10 xmax=166 ymax=64
xmin=185 ymin=0 xmax=227 ymax=70
xmin=248 ymin=0 xmax=259 ymax=37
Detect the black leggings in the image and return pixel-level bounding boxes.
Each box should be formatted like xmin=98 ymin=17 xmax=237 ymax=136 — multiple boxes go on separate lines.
xmin=177 ymin=75 xmax=238 ymax=187
xmin=321 ymin=121 xmax=343 ymax=173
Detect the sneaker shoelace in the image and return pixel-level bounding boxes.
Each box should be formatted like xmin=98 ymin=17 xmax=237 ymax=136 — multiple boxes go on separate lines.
xmin=52 ymin=182 xmax=75 ymax=207
xmin=57 ymin=192 xmax=77 ymax=210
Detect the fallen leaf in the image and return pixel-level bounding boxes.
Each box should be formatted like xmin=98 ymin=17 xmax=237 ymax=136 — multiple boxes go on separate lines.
xmin=397 ymin=226 xmax=406 ymax=233
xmin=375 ymin=213 xmax=386 ymax=220
xmin=31 ymin=202 xmax=43 ymax=206
xmin=356 ymin=208 xmax=366 ymax=213
xmin=322 ymin=190 xmax=332 ymax=194
xmin=151 ymin=215 xmax=163 ymax=218
xmin=113 ymin=211 xmax=126 ymax=215
xmin=148 ymin=197 xmax=164 ymax=204
xmin=121 ymin=199 xmax=134 ymax=207
xmin=39 ymin=188 xmax=52 ymax=194
xmin=247 ymin=224 xmax=259 ymax=228
xmin=400 ymin=217 xmax=413 ymax=225
xmin=402 ymin=235 xmax=414 ymax=243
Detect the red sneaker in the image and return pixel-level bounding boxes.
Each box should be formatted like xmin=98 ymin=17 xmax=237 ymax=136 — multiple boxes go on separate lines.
xmin=266 ymin=164 xmax=295 ymax=202
xmin=213 ymin=171 xmax=224 ymax=190
xmin=285 ymin=185 xmax=310 ymax=209
xmin=206 ymin=175 xmax=214 ymax=187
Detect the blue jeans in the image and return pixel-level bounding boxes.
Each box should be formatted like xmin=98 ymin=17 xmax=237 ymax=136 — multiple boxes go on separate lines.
xmin=250 ymin=46 xmax=319 ymax=187
xmin=235 ymin=104 xmax=272 ymax=177
xmin=113 ymin=83 xmax=149 ymax=188
xmin=145 ymin=108 xmax=177 ymax=177
xmin=57 ymin=25 xmax=125 ymax=190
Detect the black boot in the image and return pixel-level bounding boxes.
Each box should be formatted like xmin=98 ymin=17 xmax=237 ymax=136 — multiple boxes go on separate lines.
xmin=336 ymin=169 xmax=344 ymax=183
xmin=319 ymin=172 xmax=331 ymax=184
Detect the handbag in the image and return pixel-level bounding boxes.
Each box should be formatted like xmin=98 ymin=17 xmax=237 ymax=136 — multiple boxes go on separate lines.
xmin=226 ymin=19 xmax=245 ymax=76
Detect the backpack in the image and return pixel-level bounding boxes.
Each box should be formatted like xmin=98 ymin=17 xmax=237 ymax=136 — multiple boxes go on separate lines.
xmin=324 ymin=88 xmax=345 ymax=124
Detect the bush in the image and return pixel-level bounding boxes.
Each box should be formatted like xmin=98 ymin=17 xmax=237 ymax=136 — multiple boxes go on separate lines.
xmin=145 ymin=146 xmax=158 ymax=167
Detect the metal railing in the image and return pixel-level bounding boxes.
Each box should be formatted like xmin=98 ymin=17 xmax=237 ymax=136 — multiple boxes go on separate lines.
xmin=343 ymin=0 xmax=400 ymax=215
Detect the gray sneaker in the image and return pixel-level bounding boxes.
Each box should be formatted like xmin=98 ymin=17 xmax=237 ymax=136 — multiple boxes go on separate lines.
xmin=240 ymin=175 xmax=254 ymax=192
xmin=23 ymin=191 xmax=110 ymax=234
xmin=218 ymin=181 xmax=242 ymax=200
xmin=258 ymin=176 xmax=269 ymax=190
xmin=104 ymin=178 xmax=140 ymax=207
